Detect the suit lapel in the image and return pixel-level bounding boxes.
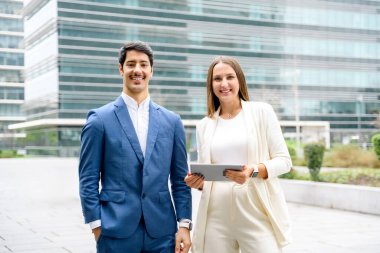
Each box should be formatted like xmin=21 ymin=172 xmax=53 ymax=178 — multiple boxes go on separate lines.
xmin=144 ymin=101 xmax=159 ymax=167
xmin=114 ymin=96 xmax=144 ymax=164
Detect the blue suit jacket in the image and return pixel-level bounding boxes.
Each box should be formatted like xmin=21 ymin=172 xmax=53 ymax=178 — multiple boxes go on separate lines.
xmin=79 ymin=96 xmax=192 ymax=238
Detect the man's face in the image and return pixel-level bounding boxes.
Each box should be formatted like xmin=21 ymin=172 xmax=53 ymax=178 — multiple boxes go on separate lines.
xmin=119 ymin=50 xmax=153 ymax=98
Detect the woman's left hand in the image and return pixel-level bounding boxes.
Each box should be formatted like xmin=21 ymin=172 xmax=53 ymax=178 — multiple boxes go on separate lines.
xmin=224 ymin=165 xmax=253 ymax=184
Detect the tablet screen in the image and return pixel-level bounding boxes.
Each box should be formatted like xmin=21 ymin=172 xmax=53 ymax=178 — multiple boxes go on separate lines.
xmin=189 ymin=163 xmax=242 ymax=181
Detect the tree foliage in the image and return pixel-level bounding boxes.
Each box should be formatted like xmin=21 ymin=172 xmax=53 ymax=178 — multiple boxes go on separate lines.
xmin=304 ymin=143 xmax=325 ymax=181
xmin=372 ymin=133 xmax=380 ymax=162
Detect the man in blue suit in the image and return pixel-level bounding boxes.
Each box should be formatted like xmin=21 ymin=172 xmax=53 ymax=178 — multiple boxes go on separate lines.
xmin=79 ymin=41 xmax=192 ymax=253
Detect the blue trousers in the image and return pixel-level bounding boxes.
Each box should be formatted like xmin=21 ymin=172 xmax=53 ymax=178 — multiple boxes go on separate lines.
xmin=96 ymin=218 xmax=175 ymax=253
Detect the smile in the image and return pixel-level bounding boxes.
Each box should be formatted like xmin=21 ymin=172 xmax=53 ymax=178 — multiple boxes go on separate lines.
xmin=220 ymin=89 xmax=231 ymax=94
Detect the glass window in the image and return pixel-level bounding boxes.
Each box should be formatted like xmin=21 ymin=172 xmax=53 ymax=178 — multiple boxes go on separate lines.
xmin=0 ymin=87 xmax=24 ymax=100
xmin=0 ymin=18 xmax=23 ymax=32
xmin=0 ymin=70 xmax=23 ymax=83
xmin=0 ymin=52 xmax=24 ymax=66
xmin=0 ymin=35 xmax=23 ymax=49
xmin=0 ymin=1 xmax=23 ymax=15
xmin=0 ymin=104 xmax=22 ymax=116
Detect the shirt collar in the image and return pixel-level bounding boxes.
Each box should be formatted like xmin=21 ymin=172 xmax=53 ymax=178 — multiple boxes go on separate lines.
xmin=121 ymin=92 xmax=150 ymax=111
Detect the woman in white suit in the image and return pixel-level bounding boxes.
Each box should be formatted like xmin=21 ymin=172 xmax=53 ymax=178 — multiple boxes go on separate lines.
xmin=185 ymin=56 xmax=292 ymax=253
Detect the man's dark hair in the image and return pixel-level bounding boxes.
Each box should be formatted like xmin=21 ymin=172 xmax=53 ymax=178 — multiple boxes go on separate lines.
xmin=118 ymin=41 xmax=154 ymax=67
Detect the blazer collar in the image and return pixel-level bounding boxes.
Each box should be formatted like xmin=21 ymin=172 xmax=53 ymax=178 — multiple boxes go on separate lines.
xmin=114 ymin=96 xmax=161 ymax=166
xmin=144 ymin=101 xmax=160 ymax=167
xmin=114 ymin=96 xmax=144 ymax=164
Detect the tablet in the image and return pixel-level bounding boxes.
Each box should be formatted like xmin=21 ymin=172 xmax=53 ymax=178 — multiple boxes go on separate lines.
xmin=189 ymin=163 xmax=243 ymax=181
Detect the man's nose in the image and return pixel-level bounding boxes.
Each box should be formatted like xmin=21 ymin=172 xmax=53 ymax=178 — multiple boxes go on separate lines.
xmin=133 ymin=64 xmax=142 ymax=73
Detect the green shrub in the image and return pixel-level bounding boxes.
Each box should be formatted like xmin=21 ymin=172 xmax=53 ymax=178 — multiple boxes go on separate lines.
xmin=324 ymin=144 xmax=380 ymax=168
xmin=372 ymin=133 xmax=380 ymax=162
xmin=0 ymin=150 xmax=18 ymax=158
xmin=285 ymin=140 xmax=305 ymax=166
xmin=279 ymin=169 xmax=311 ymax=180
xmin=280 ymin=168 xmax=380 ymax=187
xmin=304 ymin=143 xmax=325 ymax=181
xmin=279 ymin=168 xmax=297 ymax=179
xmin=320 ymin=169 xmax=380 ymax=187
xmin=287 ymin=145 xmax=297 ymax=163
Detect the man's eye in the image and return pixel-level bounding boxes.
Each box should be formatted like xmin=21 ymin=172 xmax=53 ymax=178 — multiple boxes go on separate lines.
xmin=214 ymin=77 xmax=221 ymax=81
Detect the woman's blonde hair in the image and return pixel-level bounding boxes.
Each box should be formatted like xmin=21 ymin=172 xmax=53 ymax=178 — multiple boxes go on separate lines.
xmin=206 ymin=56 xmax=249 ymax=117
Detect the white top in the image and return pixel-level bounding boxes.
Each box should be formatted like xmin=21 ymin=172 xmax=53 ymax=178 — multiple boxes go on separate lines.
xmin=89 ymin=93 xmax=150 ymax=229
xmin=210 ymin=111 xmax=248 ymax=165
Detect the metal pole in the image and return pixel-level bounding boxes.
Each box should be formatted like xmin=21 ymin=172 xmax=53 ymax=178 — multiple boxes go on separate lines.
xmin=294 ymin=69 xmax=301 ymax=156
xmin=357 ymin=95 xmax=363 ymax=146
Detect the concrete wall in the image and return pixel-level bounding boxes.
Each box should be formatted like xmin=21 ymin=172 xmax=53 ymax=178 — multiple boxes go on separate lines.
xmin=280 ymin=179 xmax=380 ymax=216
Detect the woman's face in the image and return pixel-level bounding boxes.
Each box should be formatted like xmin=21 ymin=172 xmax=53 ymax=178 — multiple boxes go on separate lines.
xmin=212 ymin=62 xmax=240 ymax=104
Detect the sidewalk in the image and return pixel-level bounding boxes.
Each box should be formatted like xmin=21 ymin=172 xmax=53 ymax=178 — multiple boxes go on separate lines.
xmin=0 ymin=158 xmax=379 ymax=253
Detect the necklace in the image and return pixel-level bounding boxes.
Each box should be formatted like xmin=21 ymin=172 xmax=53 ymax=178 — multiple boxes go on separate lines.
xmin=221 ymin=103 xmax=242 ymax=119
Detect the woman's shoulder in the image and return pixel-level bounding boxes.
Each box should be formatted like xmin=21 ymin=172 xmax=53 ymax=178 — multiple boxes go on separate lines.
xmin=196 ymin=116 xmax=212 ymax=129
xmin=242 ymin=100 xmax=274 ymax=113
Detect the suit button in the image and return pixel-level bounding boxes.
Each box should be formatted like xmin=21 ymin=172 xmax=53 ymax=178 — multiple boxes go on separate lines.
xmin=141 ymin=193 xmax=145 ymax=199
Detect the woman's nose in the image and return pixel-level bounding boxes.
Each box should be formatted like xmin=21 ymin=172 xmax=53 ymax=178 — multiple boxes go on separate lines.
xmin=221 ymin=78 xmax=228 ymax=86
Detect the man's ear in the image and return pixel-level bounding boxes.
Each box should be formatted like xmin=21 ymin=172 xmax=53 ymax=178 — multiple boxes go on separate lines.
xmin=151 ymin=67 xmax=154 ymax=75
xmin=118 ymin=63 xmax=123 ymax=76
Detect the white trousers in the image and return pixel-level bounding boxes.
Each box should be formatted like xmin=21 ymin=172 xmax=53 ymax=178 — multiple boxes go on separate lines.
xmin=203 ymin=181 xmax=281 ymax=253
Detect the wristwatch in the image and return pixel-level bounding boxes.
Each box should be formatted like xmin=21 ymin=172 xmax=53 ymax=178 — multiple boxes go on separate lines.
xmin=179 ymin=220 xmax=193 ymax=231
xmin=251 ymin=164 xmax=259 ymax=178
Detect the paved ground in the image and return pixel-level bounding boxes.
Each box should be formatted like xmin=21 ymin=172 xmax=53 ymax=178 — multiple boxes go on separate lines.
xmin=0 ymin=158 xmax=379 ymax=253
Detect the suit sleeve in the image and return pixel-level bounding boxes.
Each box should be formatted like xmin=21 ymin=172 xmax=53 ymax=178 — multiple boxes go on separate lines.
xmin=170 ymin=115 xmax=192 ymax=221
xmin=78 ymin=110 xmax=104 ymax=223
xmin=260 ymin=104 xmax=292 ymax=179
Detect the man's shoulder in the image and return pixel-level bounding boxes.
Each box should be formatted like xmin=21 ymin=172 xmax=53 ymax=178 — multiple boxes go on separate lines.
xmin=85 ymin=99 xmax=118 ymax=124
xmin=153 ymin=102 xmax=179 ymax=119
xmin=89 ymin=100 xmax=116 ymax=115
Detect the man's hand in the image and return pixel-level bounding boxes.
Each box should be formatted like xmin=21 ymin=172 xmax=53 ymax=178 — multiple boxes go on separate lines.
xmin=175 ymin=227 xmax=191 ymax=253
xmin=92 ymin=226 xmax=101 ymax=241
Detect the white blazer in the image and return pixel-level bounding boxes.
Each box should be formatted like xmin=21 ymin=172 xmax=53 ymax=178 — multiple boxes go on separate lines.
xmin=192 ymin=101 xmax=292 ymax=253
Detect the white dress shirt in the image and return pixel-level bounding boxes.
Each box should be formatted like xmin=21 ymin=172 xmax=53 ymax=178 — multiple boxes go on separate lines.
xmin=121 ymin=92 xmax=150 ymax=157
xmin=89 ymin=93 xmax=150 ymax=229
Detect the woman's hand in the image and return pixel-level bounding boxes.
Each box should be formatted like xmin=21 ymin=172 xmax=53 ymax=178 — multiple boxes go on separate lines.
xmin=224 ymin=165 xmax=253 ymax=184
xmin=184 ymin=172 xmax=204 ymax=190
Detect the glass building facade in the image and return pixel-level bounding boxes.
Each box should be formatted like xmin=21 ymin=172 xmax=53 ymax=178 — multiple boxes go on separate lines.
xmin=13 ymin=0 xmax=380 ymax=156
xmin=0 ymin=0 xmax=25 ymax=150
